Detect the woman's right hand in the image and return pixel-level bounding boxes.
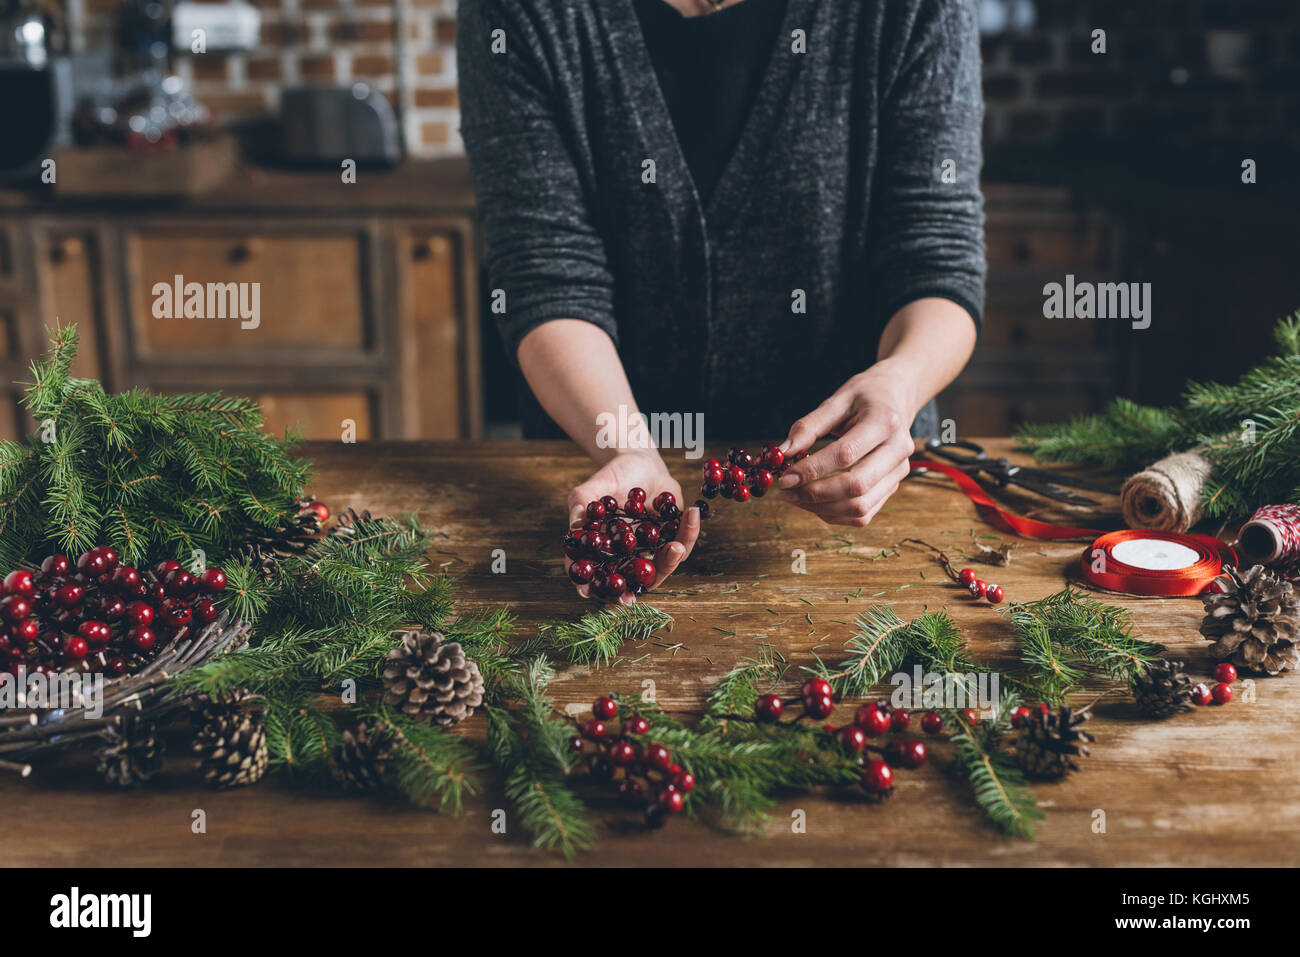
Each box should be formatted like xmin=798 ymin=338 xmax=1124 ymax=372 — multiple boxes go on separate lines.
xmin=566 ymin=450 xmax=701 ymax=604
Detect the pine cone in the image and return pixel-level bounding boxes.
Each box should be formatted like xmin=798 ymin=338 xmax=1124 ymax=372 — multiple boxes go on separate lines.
xmin=330 ymin=722 xmax=395 ymax=791
xmin=234 ymin=496 xmax=324 ymax=576
xmin=1131 ymin=658 xmax=1195 ymax=718
xmin=1200 ymin=564 xmax=1300 ymax=675
xmin=1016 ymin=704 xmax=1095 ymax=780
xmin=382 ymin=630 xmax=485 ymax=726
xmin=96 ymin=712 xmax=163 ymax=788
xmin=192 ymin=692 xmax=268 ymax=789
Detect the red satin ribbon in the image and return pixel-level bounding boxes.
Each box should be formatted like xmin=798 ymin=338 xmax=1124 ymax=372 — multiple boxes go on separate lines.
xmin=908 ymin=458 xmax=1236 ymax=596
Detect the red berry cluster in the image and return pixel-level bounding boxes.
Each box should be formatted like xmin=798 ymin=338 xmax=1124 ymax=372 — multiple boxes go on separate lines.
xmin=0 ymin=547 xmax=226 ymax=679
xmin=1193 ymin=662 xmax=1238 ymax=706
xmin=563 ymin=489 xmax=689 ymax=600
xmin=700 ymin=444 xmax=803 ymax=504
xmin=570 ymin=695 xmax=694 ymax=828
xmin=957 ymin=567 xmax=1005 ymax=604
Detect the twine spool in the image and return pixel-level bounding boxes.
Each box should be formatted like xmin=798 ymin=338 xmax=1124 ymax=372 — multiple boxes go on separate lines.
xmin=1120 ymin=450 xmax=1213 ymax=533
xmin=1235 ymin=504 xmax=1300 ymax=566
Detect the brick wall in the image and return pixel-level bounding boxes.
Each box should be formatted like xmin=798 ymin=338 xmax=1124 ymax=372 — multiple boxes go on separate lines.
xmin=70 ymin=0 xmax=1299 ymax=160
xmin=72 ymin=0 xmax=461 ymax=157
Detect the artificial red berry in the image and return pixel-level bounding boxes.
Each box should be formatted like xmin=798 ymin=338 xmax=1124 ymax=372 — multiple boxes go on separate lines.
xmin=77 ymin=550 xmax=109 ymax=577
xmin=635 ymin=523 xmax=660 ymax=549
xmin=628 ymin=487 xmax=647 ymax=502
xmin=0 ymin=595 xmax=31 ymax=622
xmin=652 ymin=491 xmax=675 ymax=513
xmin=890 ymin=708 xmax=910 ymax=731
xmin=105 ymin=655 xmax=128 ymax=677
xmin=161 ymin=599 xmax=192 ymax=630
xmin=836 ymin=725 xmax=868 ymax=752
xmin=748 ymin=469 xmax=774 ymax=496
xmin=600 ymin=572 xmax=627 ymax=599
xmin=586 ymin=500 xmax=607 ymax=521
xmin=124 ymin=601 xmax=154 ymax=626
xmin=659 ymin=520 xmax=680 ymax=542
xmin=1191 ymin=683 xmax=1212 ymax=706
xmin=608 ymin=740 xmax=637 ymax=765
xmin=897 ymin=739 xmax=927 ymax=769
xmin=569 ymin=735 xmax=585 ymax=753
xmin=958 ymin=567 xmax=977 ymax=586
xmin=593 ymin=696 xmax=618 ymax=720
xmin=127 ymin=626 xmax=156 ymax=652
xmin=959 ymin=708 xmax=980 ymax=726
xmin=110 ymin=566 xmax=141 ymax=590
xmin=582 ymin=719 xmax=607 ymax=739
xmin=644 ymin=743 xmax=673 ymax=771
xmin=920 ymin=711 xmax=944 ymax=734
xmin=568 ymin=559 xmax=596 ymax=585
xmin=986 ymin=584 xmax=1005 ymax=604
xmin=599 ymin=495 xmax=619 ymax=514
xmin=1204 ymin=579 xmax=1226 ymax=595
xmin=623 ymin=715 xmax=649 ymax=735
xmin=626 ymin=557 xmax=657 ymax=588
xmin=198 ymin=567 xmax=227 ymax=593
xmin=804 ymin=692 xmax=835 ymax=719
xmin=611 ymin=530 xmax=638 ymax=555
xmin=164 ymin=568 xmax=196 ymax=597
xmin=760 ymin=445 xmax=784 ymax=469
xmin=861 ymin=759 xmax=894 ymax=796
xmin=154 ymin=559 xmax=182 ymax=580
xmin=1212 ymin=662 xmax=1237 ymax=684
xmin=854 ymin=703 xmax=891 ymax=737
xmin=732 ymin=485 xmax=751 ymax=503
xmin=3 ymin=570 xmax=34 ymax=598
xmin=702 ymin=465 xmax=725 ymax=486
xmin=40 ymin=554 xmax=71 ymax=577
xmin=12 ymin=618 xmax=39 ymax=642
xmin=1010 ymin=706 xmax=1032 ymax=728
xmin=148 ymin=581 xmax=168 ymax=603
xmin=624 ymin=498 xmax=646 ymax=518
xmin=1211 ymin=682 xmax=1233 ymax=705
xmin=193 ymin=598 xmax=220 ymax=623
xmin=62 ymin=635 xmax=89 ymax=659
xmin=802 ymin=676 xmax=833 ymax=699
xmin=657 ymin=787 xmax=685 ymax=814
xmin=755 ymin=693 xmax=784 ymax=722
xmin=77 ymin=620 xmax=111 ymax=648
xmin=969 ymin=580 xmax=988 ymax=600
xmin=671 ymin=769 xmax=695 ymax=793
xmin=94 ymin=546 xmax=119 ymax=572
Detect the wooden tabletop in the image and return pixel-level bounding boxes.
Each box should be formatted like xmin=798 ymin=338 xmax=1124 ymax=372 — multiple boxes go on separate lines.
xmin=2 ymin=439 xmax=1291 ymax=867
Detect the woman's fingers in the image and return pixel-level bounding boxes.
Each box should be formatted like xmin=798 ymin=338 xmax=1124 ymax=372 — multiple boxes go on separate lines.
xmin=651 ymin=506 xmax=700 ymax=589
xmin=796 ymin=458 xmax=911 ymax=526
xmin=780 ymin=392 xmax=850 ymax=458
xmin=782 ymin=428 xmax=913 ymax=505
xmin=778 ymin=406 xmax=902 ymax=490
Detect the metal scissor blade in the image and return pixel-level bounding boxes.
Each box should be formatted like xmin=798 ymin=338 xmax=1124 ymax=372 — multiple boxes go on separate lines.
xmin=1003 ymin=464 xmax=1117 ymax=495
xmin=1002 ymin=473 xmax=1100 ymax=506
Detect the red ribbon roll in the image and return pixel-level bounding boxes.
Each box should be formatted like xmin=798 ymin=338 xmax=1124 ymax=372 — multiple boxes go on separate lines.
xmin=908 ymin=459 xmax=1236 ymax=596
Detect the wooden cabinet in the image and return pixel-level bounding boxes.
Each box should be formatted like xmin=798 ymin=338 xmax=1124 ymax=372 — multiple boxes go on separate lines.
xmin=0 ymin=160 xmax=481 ymax=441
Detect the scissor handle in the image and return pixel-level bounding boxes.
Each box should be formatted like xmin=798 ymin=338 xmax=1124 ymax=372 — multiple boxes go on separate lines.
xmin=923 ymin=438 xmax=988 ymax=466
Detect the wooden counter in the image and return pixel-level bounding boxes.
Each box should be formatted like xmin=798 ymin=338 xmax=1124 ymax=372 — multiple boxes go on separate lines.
xmin=1 ymin=438 xmax=1291 ymax=867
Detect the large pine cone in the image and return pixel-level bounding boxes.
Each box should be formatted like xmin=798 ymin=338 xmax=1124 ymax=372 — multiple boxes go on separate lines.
xmin=96 ymin=712 xmax=163 ymax=788
xmin=1131 ymin=659 xmax=1195 ymax=718
xmin=233 ymin=496 xmax=325 ymax=576
xmin=1200 ymin=564 xmax=1300 ymax=675
xmin=382 ymin=630 xmax=484 ymax=726
xmin=330 ymin=723 xmax=395 ymax=792
xmin=1016 ymin=704 xmax=1094 ymax=780
xmin=191 ymin=692 xmax=268 ymax=789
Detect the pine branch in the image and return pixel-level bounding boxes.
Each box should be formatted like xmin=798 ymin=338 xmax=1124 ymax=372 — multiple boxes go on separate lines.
xmin=946 ymin=698 xmax=1043 ymax=840
xmin=707 ymin=644 xmax=786 ymax=717
xmin=536 ymin=603 xmax=673 ymax=667
xmin=811 ymin=605 xmax=911 ymax=697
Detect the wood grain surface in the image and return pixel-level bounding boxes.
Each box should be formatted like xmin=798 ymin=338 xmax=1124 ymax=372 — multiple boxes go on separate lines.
xmin=2 ymin=439 xmax=1292 ymax=868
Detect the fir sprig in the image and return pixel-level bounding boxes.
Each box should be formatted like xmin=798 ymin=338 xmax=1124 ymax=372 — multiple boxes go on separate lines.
xmin=945 ymin=697 xmax=1043 ymax=839
xmin=535 ymin=602 xmax=673 ymax=667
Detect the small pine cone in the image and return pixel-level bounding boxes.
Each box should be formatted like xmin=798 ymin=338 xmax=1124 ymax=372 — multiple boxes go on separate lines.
xmin=1200 ymin=565 xmax=1300 ymax=675
xmin=192 ymin=697 xmax=268 ymax=789
xmin=234 ymin=497 xmax=325 ymax=575
xmin=96 ymin=712 xmax=163 ymax=788
xmin=1016 ymin=704 xmax=1095 ymax=780
xmin=382 ymin=630 xmax=485 ymax=726
xmin=1131 ymin=659 xmax=1195 ymax=718
xmin=330 ymin=723 xmax=395 ymax=792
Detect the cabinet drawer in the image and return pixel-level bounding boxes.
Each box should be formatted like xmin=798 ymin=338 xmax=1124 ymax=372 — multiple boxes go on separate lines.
xmin=125 ymin=225 xmax=371 ymax=356
xmin=980 ymin=303 xmax=1112 ymax=349
xmin=253 ymin=391 xmax=374 ymax=441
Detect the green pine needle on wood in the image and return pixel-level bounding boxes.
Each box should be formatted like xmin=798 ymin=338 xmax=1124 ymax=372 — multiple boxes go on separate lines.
xmin=536 ymin=602 xmax=673 ymax=667
xmin=945 ymin=697 xmax=1043 ymax=840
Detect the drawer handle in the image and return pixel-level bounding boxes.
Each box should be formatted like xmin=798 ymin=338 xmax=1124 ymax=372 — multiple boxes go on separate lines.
xmin=49 ymin=237 xmax=84 ymax=264
xmin=412 ymin=241 xmax=433 ymax=261
xmin=1012 ymin=240 xmax=1032 ymax=263
xmin=227 ymin=241 xmax=257 ymax=263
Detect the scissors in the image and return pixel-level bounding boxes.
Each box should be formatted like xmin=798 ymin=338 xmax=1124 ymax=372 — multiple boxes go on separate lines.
xmin=916 ymin=439 xmax=1116 ymax=507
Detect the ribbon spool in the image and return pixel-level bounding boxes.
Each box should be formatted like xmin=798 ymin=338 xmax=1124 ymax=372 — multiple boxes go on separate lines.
xmin=1235 ymin=504 xmax=1300 ymax=567
xmin=1080 ymin=530 xmax=1235 ymax=597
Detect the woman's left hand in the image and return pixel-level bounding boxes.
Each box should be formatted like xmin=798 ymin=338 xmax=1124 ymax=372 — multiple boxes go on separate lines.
xmin=775 ymin=364 xmax=918 ymax=527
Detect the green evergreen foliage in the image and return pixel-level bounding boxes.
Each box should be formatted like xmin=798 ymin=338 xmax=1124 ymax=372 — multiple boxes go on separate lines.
xmin=535 ymin=602 xmax=673 ymax=667
xmin=0 ymin=325 xmax=310 ymax=568
xmin=945 ymin=696 xmax=1043 ymax=839
xmin=1007 ymin=588 xmax=1164 ymax=702
xmin=1016 ymin=311 xmax=1300 ymax=516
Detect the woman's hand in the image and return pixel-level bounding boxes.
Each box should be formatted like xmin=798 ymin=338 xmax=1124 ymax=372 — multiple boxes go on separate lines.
xmin=775 ymin=363 xmax=918 ymax=527
xmin=566 ymin=450 xmax=701 ymax=603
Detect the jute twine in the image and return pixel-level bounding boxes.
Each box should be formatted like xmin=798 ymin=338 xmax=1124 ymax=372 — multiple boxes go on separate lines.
xmin=1119 ymin=449 xmax=1213 ymax=533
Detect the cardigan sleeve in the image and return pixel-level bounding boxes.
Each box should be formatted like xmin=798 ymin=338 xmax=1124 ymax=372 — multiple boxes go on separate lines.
xmin=456 ymin=0 xmax=619 ymax=364
xmin=866 ymin=0 xmax=987 ymax=336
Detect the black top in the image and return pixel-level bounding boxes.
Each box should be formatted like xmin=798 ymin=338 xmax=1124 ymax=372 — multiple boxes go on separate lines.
xmin=631 ymin=0 xmax=789 ymax=204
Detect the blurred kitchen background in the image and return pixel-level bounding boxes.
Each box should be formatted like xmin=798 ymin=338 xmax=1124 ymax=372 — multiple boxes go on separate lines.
xmin=0 ymin=0 xmax=1297 ymax=442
